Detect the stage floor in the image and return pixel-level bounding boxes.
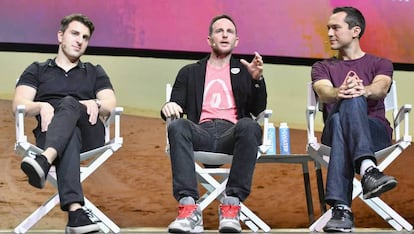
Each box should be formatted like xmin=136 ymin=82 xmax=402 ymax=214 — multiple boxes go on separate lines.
xmin=0 ymin=227 xmax=400 ymax=233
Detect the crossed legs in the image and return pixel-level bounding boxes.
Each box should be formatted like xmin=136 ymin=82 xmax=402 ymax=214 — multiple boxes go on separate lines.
xmin=21 ymin=96 xmax=104 ymax=233
xmin=320 ymin=97 xmax=396 ymax=232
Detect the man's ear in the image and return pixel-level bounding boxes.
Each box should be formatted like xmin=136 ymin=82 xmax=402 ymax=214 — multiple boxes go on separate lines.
xmin=57 ymin=31 xmax=63 ymax=43
xmin=234 ymin=36 xmax=239 ymax=47
xmin=207 ymin=36 xmax=216 ymax=47
xmin=353 ymin=26 xmax=361 ymax=38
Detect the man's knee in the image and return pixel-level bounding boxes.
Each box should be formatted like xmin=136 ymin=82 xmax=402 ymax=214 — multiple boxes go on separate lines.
xmin=236 ymin=118 xmax=260 ymax=129
xmin=341 ymin=96 xmax=367 ymax=109
xmin=235 ymin=118 xmax=261 ymax=138
xmin=60 ymin=96 xmax=79 ymax=106
xmin=56 ymin=96 xmax=83 ymax=113
xmin=168 ymin=118 xmax=191 ymax=136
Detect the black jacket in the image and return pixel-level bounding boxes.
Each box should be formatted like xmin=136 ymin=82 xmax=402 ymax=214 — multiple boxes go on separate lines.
xmin=161 ymin=55 xmax=267 ymax=123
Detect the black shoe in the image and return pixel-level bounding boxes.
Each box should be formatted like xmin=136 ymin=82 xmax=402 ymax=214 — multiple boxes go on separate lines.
xmin=323 ymin=205 xmax=354 ymax=232
xmin=20 ymin=154 xmax=51 ymax=189
xmin=361 ymin=166 xmax=397 ymax=199
xmin=66 ymin=208 xmax=100 ymax=234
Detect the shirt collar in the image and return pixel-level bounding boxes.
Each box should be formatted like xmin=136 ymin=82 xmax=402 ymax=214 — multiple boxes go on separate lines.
xmin=48 ymin=58 xmax=85 ymax=69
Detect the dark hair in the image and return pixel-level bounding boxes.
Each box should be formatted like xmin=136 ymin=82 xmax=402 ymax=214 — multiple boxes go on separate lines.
xmin=333 ymin=6 xmax=365 ymax=38
xmin=208 ymin=14 xmax=237 ymax=36
xmin=60 ymin=13 xmax=95 ymax=36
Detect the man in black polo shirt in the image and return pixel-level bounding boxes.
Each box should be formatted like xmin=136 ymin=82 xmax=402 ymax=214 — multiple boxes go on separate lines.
xmin=12 ymin=13 xmax=116 ymax=234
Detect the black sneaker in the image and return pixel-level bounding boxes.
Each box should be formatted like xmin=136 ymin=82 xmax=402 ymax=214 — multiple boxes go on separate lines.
xmin=323 ymin=205 xmax=354 ymax=232
xmin=20 ymin=154 xmax=51 ymax=189
xmin=361 ymin=166 xmax=397 ymax=199
xmin=66 ymin=208 xmax=100 ymax=234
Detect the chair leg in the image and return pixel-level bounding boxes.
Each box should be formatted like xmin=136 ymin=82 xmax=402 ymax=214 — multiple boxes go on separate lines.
xmin=352 ymin=178 xmax=412 ymax=231
xmin=14 ymin=193 xmax=60 ymax=234
xmin=309 ymin=207 xmax=332 ymax=232
xmin=301 ymin=162 xmax=315 ymax=224
xmin=84 ymin=197 xmax=121 ymax=233
xmin=362 ymin=197 xmax=412 ymax=231
xmin=197 ymin=175 xmax=227 ymax=211
xmin=310 ymin=178 xmax=413 ymax=232
xmin=240 ymin=203 xmax=271 ymax=232
xmin=195 ymin=164 xmax=270 ymax=232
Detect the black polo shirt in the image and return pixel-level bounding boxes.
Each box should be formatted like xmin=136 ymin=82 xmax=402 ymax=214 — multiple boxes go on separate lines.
xmin=16 ymin=58 xmax=113 ymax=108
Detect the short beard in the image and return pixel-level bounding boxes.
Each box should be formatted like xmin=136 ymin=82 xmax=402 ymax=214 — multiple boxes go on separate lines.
xmin=212 ymin=48 xmax=232 ymax=58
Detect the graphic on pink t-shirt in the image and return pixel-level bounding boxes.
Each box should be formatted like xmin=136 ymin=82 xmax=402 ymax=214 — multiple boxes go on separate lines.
xmin=199 ymin=63 xmax=237 ymax=123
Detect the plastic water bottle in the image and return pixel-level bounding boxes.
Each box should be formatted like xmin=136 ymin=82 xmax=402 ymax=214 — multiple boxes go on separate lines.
xmin=266 ymin=123 xmax=276 ymax=155
xmin=279 ymin=122 xmax=291 ymax=155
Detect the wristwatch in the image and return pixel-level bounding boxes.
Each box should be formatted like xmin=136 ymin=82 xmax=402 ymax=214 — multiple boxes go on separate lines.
xmin=94 ymin=99 xmax=102 ymax=109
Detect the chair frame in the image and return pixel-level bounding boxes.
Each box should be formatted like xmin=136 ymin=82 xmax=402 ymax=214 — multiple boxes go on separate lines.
xmin=306 ymin=80 xmax=413 ymax=231
xmin=14 ymin=105 xmax=123 ymax=234
xmin=165 ymin=84 xmax=272 ymax=232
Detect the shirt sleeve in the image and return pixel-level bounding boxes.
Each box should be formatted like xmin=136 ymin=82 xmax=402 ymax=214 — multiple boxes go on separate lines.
xmin=16 ymin=62 xmax=40 ymax=89
xmin=375 ymin=57 xmax=393 ymax=78
xmin=94 ymin=64 xmax=114 ymax=94
xmin=311 ymin=61 xmax=330 ymax=84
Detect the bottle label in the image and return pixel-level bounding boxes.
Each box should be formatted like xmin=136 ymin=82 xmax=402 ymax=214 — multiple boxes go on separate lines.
xmin=279 ymin=127 xmax=290 ymax=155
xmin=267 ymin=126 xmax=276 ymax=155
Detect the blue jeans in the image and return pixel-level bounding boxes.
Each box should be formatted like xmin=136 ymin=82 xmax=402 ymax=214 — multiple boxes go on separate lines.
xmin=167 ymin=117 xmax=262 ymax=202
xmin=321 ymin=97 xmax=391 ymax=206
xmin=34 ymin=96 xmax=105 ymax=211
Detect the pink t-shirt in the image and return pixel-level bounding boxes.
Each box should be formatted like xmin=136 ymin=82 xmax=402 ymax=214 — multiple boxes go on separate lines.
xmin=199 ymin=63 xmax=237 ymax=124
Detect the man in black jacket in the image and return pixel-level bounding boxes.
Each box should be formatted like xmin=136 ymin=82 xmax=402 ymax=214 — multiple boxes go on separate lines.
xmin=161 ymin=14 xmax=267 ymax=233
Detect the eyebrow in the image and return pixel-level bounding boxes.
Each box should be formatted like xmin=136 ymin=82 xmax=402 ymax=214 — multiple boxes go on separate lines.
xmin=70 ymin=29 xmax=91 ymax=40
xmin=327 ymin=23 xmax=341 ymax=28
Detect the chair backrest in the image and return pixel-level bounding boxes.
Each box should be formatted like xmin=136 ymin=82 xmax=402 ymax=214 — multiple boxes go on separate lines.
xmin=384 ymin=80 xmax=398 ymax=114
xmin=307 ymin=80 xmax=401 ymax=139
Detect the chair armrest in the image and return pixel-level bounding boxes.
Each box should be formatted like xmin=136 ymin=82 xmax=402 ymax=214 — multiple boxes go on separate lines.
xmin=254 ymin=109 xmax=272 ymax=123
xmin=393 ymin=104 xmax=412 ymax=141
xmin=306 ymin=105 xmax=318 ymax=145
xmin=254 ymin=110 xmax=273 ymax=154
xmin=103 ymin=107 xmax=124 ymax=144
xmin=15 ymin=105 xmax=28 ymax=144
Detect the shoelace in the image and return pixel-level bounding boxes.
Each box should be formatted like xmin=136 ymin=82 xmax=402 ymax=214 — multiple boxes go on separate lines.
xmin=331 ymin=206 xmax=351 ymax=220
xmin=177 ymin=204 xmax=198 ymax=219
xmin=84 ymin=208 xmax=100 ymax=223
xmin=365 ymin=167 xmax=383 ymax=181
xmin=220 ymin=204 xmax=240 ymax=219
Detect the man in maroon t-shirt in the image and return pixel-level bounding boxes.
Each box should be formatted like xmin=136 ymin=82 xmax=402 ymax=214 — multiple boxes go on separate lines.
xmin=311 ymin=6 xmax=397 ymax=232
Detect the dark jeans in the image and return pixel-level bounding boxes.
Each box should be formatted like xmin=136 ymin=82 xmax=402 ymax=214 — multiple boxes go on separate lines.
xmin=321 ymin=97 xmax=391 ymax=206
xmin=33 ymin=96 xmax=105 ymax=211
xmin=167 ymin=117 xmax=262 ymax=202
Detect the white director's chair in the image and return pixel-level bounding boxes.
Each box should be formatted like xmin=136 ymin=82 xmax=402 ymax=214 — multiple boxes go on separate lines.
xmin=306 ymin=81 xmax=413 ymax=231
xmin=14 ymin=105 xmax=123 ymax=234
xmin=165 ymin=84 xmax=272 ymax=232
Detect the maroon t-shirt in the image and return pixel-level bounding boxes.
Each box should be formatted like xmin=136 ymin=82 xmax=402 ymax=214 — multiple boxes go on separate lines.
xmin=311 ymin=53 xmax=393 ymax=138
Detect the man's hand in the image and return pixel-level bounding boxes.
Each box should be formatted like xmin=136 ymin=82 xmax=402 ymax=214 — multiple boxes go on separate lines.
xmin=240 ymin=52 xmax=263 ymax=80
xmin=39 ymin=102 xmax=55 ymax=132
xmin=79 ymin=99 xmax=100 ymax=125
xmin=337 ymin=70 xmax=365 ymax=99
xmin=162 ymin=102 xmax=183 ymax=119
